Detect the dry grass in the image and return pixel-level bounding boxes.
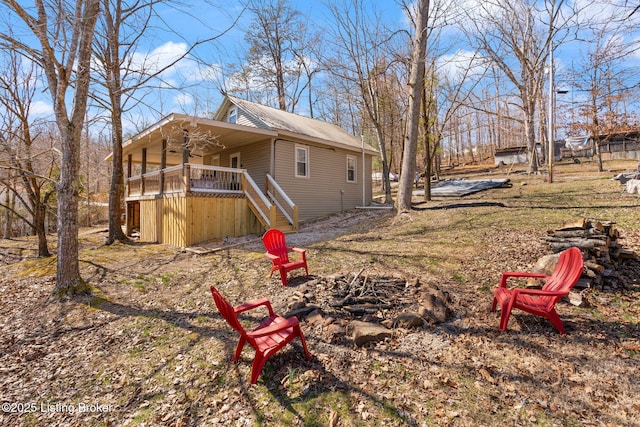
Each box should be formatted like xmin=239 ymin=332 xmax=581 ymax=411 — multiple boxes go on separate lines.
xmin=1 ymin=158 xmax=639 ymax=426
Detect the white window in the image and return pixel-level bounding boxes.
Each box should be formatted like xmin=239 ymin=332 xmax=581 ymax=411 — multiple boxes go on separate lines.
xmin=228 ymin=107 xmax=237 ymax=124
xmin=347 ymin=155 xmax=357 ymax=182
xmin=295 ymin=145 xmax=309 ymax=178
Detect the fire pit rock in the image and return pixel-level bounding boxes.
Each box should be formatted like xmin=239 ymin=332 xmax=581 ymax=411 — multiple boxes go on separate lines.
xmin=282 ymin=271 xmax=454 ymax=347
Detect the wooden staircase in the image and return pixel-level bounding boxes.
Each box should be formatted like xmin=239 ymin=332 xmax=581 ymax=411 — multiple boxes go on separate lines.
xmin=242 ymin=172 xmax=298 ymax=232
xmin=273 ymin=210 xmax=295 ymax=232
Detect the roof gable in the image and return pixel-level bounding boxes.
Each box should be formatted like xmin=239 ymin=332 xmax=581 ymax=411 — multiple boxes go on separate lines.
xmin=215 ymin=95 xmax=376 ymax=153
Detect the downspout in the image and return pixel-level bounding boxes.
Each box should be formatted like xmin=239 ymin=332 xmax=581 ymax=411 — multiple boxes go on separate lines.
xmin=271 ymin=138 xmax=276 ymax=179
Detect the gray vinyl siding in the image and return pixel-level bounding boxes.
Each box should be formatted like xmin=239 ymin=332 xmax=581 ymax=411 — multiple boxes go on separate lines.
xmin=234 ymin=108 xmax=269 ymax=130
xmin=217 ymin=140 xmax=272 ymax=193
xmin=272 ymin=139 xmax=373 ymax=221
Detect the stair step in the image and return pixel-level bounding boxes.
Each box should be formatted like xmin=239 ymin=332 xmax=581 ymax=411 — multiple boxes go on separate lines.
xmin=243 ymin=179 xmax=298 ymax=231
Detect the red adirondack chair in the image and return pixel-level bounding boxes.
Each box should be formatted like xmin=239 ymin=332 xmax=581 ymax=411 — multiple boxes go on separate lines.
xmin=491 ymin=246 xmax=584 ymax=334
xmin=210 ymin=285 xmax=311 ymax=384
xmin=262 ymin=229 xmax=309 ymax=286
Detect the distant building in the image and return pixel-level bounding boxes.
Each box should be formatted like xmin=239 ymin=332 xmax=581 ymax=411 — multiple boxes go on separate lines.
xmin=494 ymin=145 xmax=528 ymax=165
xmin=562 ymin=132 xmax=640 ymax=160
xmin=493 ymin=143 xmax=551 ymax=166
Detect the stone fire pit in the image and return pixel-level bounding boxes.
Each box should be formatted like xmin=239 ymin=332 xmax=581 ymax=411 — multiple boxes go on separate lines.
xmin=282 ymin=270 xmax=454 ymax=346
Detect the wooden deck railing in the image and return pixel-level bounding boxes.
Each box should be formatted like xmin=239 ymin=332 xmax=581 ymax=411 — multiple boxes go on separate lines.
xmin=126 ymin=163 xmax=297 ymax=229
xmin=128 ymin=176 xmax=142 ymax=196
xmin=126 ymin=164 xmax=244 ymax=196
xmin=142 ymin=170 xmax=161 ymax=194
xmin=188 ymin=164 xmax=243 ymax=194
xmin=163 ymin=165 xmax=184 ymax=193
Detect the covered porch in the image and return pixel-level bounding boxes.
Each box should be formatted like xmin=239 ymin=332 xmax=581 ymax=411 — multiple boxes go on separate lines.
xmin=125 ymin=163 xmax=298 ymax=247
xmin=121 ymin=113 xmax=298 ymax=246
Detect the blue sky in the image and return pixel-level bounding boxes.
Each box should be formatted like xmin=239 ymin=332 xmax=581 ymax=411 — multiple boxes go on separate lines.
xmin=21 ymin=0 xmax=640 ymax=137
xmin=103 ymin=0 xmax=412 ymax=134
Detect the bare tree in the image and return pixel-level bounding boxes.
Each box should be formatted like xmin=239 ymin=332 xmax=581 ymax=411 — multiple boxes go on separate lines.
xmin=0 ymin=51 xmax=58 ymax=257
xmin=569 ymin=6 xmax=640 ymax=171
xmin=421 ymin=51 xmax=484 ymax=201
xmin=325 ymin=0 xmax=403 ymax=204
xmin=0 ymin=0 xmax=101 ymax=295
xmin=233 ymin=0 xmax=315 ymax=113
xmin=396 ymin=0 xmax=429 ymax=213
xmin=92 ymin=0 xmax=239 ymax=245
xmin=463 ymin=0 xmax=575 ymax=174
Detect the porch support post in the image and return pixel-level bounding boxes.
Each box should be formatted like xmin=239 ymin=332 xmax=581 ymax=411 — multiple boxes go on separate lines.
xmin=126 ymin=154 xmax=132 ymax=196
xmin=293 ymin=206 xmax=299 ymax=231
xmin=182 ymin=130 xmax=190 ymax=165
xmin=182 ymin=130 xmax=190 ymax=192
xmin=160 ymin=139 xmax=167 ymax=194
xmin=269 ymin=205 xmax=277 ymax=230
xmin=141 ymin=148 xmax=147 ymax=195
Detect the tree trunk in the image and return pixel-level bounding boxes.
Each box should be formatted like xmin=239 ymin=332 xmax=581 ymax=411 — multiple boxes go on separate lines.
xmin=424 ymin=162 xmax=432 ymax=202
xmin=595 ymin=139 xmax=603 ymax=171
xmin=374 ymin=123 xmax=393 ymax=204
xmin=276 ymin=55 xmax=287 ymax=111
xmin=51 ymin=0 xmax=101 ymax=296
xmin=107 ymin=101 xmax=128 ymax=244
xmin=107 ymin=134 xmax=128 ymax=244
xmin=56 ymin=129 xmax=89 ymax=295
xmin=524 ymin=101 xmax=538 ymax=173
xmin=35 ymin=203 xmax=51 ymax=257
xmin=591 ymin=106 xmax=603 ymax=172
xmin=396 ymin=0 xmax=429 ymax=213
xmin=3 ymin=190 xmax=14 ymax=239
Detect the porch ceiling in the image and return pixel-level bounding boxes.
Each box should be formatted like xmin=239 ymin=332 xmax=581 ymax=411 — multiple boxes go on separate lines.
xmin=122 ymin=113 xmax=276 ymax=165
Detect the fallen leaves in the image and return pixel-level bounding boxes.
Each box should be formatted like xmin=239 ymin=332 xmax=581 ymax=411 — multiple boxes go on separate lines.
xmin=1 ymin=178 xmax=640 ymax=426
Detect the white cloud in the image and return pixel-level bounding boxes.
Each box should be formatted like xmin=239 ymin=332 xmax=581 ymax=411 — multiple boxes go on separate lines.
xmin=29 ymin=100 xmax=53 ymax=116
xmin=436 ymin=49 xmax=483 ymax=83
xmin=174 ymin=93 xmax=194 ymax=107
xmin=130 ymin=41 xmax=190 ymax=80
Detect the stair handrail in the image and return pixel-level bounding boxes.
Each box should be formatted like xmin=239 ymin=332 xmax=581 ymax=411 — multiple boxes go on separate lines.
xmin=243 ymin=171 xmax=272 ymax=226
xmin=266 ymin=174 xmax=297 ymax=228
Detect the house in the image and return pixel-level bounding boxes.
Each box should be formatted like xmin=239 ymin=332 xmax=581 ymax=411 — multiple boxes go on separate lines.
xmin=493 ymin=145 xmax=529 ymax=166
xmin=119 ymin=95 xmax=378 ymax=247
xmin=562 ymin=132 xmax=640 ymax=160
xmin=493 ymin=142 xmax=558 ymax=166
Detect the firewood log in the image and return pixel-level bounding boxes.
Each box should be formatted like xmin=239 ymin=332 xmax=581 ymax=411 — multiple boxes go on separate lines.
xmin=556 ymin=218 xmax=587 ymax=231
xmin=584 ymin=261 xmax=605 ymax=273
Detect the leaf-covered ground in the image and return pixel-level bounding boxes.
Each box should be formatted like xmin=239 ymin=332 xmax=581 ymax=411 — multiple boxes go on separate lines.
xmin=1 ymin=161 xmax=639 ymax=426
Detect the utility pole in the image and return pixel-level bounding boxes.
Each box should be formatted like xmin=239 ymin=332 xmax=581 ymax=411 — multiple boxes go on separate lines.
xmin=548 ymin=44 xmax=555 ymax=183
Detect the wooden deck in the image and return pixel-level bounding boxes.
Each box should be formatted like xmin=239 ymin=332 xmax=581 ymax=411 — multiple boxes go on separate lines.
xmin=126 ymin=164 xmax=297 ymax=246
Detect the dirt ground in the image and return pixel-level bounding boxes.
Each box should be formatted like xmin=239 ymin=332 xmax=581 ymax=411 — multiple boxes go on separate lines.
xmin=1 ymin=163 xmax=640 ymax=426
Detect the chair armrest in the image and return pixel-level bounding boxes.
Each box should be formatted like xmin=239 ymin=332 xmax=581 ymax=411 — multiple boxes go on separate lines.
xmin=292 ymin=247 xmax=306 ymax=261
xmin=265 ymin=252 xmax=280 ymax=261
xmin=234 ymin=298 xmax=275 ymax=316
xmin=499 ymin=272 xmax=549 ymax=288
xmin=247 ymin=316 xmax=300 ymax=338
xmin=511 ymin=288 xmax=569 ymax=298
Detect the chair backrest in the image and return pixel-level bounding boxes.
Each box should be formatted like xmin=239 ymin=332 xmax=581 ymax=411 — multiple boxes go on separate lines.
xmin=210 ymin=286 xmax=246 ymax=335
xmin=262 ymin=229 xmax=290 ymax=262
xmin=541 ymin=247 xmax=584 ymax=303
